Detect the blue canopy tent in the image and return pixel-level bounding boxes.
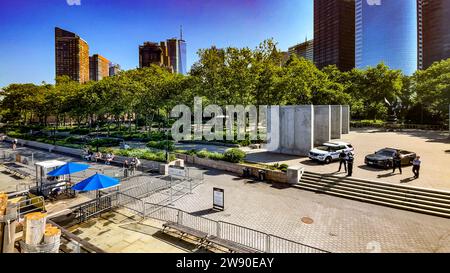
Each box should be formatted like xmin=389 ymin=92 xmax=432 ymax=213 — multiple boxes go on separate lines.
xmin=47 ymin=162 xmax=90 ymax=181
xmin=45 ymin=162 xmax=90 ymax=197
xmin=72 ymin=173 xmax=119 ymax=191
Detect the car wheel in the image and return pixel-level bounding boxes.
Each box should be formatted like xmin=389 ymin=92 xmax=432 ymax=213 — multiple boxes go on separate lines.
xmin=324 ymin=157 xmax=332 ymax=164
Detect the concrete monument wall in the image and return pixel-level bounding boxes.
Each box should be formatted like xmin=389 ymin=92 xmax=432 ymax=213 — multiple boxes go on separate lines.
xmin=313 ymin=105 xmax=331 ymax=145
xmin=266 ymin=105 xmax=350 ymax=156
xmin=342 ymin=105 xmax=350 ymax=134
xmin=266 ymin=105 xmax=314 ymax=156
xmin=330 ymin=105 xmax=342 ymax=139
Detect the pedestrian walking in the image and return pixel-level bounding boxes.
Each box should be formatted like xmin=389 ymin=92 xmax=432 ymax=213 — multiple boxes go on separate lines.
xmin=338 ymin=150 xmax=347 ymax=173
xmin=392 ymin=152 xmax=403 ymax=174
xmin=346 ymin=152 xmax=354 ymax=177
xmin=412 ymin=156 xmax=421 ymax=179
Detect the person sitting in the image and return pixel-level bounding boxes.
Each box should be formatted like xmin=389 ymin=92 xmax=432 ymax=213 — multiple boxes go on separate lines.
xmin=105 ymin=153 xmax=115 ymax=165
xmin=94 ymin=152 xmax=102 ymax=162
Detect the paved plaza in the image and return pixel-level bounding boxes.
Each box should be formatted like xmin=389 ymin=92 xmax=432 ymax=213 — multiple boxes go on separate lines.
xmin=1 ymin=132 xmax=450 ymax=253
xmin=247 ymin=129 xmax=450 ymax=191
xmin=170 ymin=168 xmax=450 ymax=253
xmin=67 ymin=209 xmax=199 ymax=253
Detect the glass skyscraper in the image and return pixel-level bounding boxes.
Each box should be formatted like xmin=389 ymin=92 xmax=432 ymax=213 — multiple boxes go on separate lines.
xmin=356 ymin=0 xmax=418 ymax=75
xmin=178 ymin=40 xmax=187 ymax=75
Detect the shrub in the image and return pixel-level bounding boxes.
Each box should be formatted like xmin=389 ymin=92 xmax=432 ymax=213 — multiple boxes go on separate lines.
xmin=223 ymin=148 xmax=246 ymax=163
xmin=279 ymin=164 xmax=289 ymax=172
xmin=147 ymin=140 xmax=174 ymax=151
xmin=88 ymin=138 xmax=121 ymax=147
xmin=196 ymin=149 xmax=209 ymax=158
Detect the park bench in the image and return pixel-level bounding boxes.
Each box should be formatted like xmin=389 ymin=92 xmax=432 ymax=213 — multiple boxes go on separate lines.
xmin=162 ymin=221 xmax=208 ymax=246
xmin=205 ymin=235 xmax=261 ymax=253
xmin=3 ymin=162 xmax=30 ymax=179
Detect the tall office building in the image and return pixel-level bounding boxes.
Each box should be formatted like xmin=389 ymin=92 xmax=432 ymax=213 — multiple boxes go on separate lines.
xmin=288 ymin=39 xmax=314 ymax=62
xmin=139 ymin=42 xmax=163 ymax=68
xmin=55 ymin=27 xmax=90 ymax=83
xmin=89 ymin=54 xmax=110 ymax=81
xmin=139 ymin=41 xmax=172 ymax=69
xmin=313 ymin=0 xmax=355 ymax=71
xmin=356 ymin=0 xmax=418 ymax=75
xmin=418 ymin=0 xmax=450 ymax=69
xmin=167 ymin=38 xmax=187 ymax=75
xmin=109 ymin=63 xmax=121 ymax=76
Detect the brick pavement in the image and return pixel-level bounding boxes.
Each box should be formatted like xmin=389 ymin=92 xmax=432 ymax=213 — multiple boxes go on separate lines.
xmin=170 ymin=169 xmax=450 ymax=253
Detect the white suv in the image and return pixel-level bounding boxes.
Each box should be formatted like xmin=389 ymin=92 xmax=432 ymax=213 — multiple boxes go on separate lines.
xmin=309 ymin=142 xmax=354 ymax=164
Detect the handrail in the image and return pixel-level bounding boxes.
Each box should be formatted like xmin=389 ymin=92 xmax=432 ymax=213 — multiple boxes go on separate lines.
xmin=143 ymin=202 xmax=329 ymax=253
xmin=47 ymin=220 xmax=106 ymax=253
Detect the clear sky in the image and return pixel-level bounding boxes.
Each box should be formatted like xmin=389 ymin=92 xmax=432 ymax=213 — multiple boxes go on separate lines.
xmin=0 ymin=0 xmax=313 ymax=87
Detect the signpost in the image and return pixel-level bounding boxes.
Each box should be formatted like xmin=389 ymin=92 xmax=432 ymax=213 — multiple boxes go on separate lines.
xmin=213 ymin=188 xmax=225 ymax=211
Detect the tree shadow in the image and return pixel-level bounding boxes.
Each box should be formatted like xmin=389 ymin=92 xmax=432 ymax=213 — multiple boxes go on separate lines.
xmin=368 ymin=129 xmax=450 ymax=144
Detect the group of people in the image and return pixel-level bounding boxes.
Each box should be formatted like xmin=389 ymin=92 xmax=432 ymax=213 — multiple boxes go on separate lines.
xmin=82 ymin=149 xmax=115 ymax=165
xmin=392 ymin=152 xmax=422 ymax=179
xmin=338 ymin=150 xmax=355 ymax=177
xmin=337 ymin=150 xmax=422 ymax=180
xmin=123 ymin=157 xmax=141 ymax=178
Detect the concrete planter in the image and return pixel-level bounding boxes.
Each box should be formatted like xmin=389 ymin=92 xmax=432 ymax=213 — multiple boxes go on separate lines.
xmin=176 ymin=153 xmax=289 ymax=183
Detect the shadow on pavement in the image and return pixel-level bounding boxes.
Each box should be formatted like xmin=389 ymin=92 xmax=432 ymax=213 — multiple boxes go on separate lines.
xmin=401 ymin=177 xmax=417 ymax=184
xmin=190 ymin=208 xmax=221 ymax=217
xmin=377 ymin=172 xmax=397 ymax=178
xmin=368 ymin=129 xmax=450 ymax=144
xmin=358 ymin=165 xmax=386 ymax=172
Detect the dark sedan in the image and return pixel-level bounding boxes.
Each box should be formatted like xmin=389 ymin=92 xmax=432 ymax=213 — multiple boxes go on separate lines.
xmin=365 ymin=148 xmax=416 ymax=169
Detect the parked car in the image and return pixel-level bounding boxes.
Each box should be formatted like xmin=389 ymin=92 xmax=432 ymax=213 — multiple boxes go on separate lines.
xmin=309 ymin=142 xmax=354 ymax=164
xmin=364 ymin=148 xmax=416 ymax=169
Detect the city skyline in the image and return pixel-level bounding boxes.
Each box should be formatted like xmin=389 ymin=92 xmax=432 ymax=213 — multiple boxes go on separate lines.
xmin=0 ymin=0 xmax=314 ymax=87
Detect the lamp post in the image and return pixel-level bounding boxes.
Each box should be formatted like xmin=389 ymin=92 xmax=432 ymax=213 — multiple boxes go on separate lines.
xmin=165 ymin=113 xmax=170 ymax=164
xmin=96 ymin=125 xmax=99 ymax=152
xmin=53 ymin=123 xmax=56 ymax=145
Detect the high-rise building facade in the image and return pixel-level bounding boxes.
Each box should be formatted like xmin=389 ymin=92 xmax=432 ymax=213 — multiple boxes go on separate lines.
xmin=139 ymin=42 xmax=164 ymax=68
xmin=356 ymin=0 xmax=418 ymax=75
xmin=89 ymin=54 xmax=110 ymax=81
xmin=167 ymin=38 xmax=187 ymax=75
xmin=418 ymin=0 xmax=450 ymax=69
xmin=55 ymin=27 xmax=90 ymax=83
xmin=109 ymin=63 xmax=121 ymax=76
xmin=288 ymin=39 xmax=314 ymax=62
xmin=314 ymin=0 xmax=355 ymax=71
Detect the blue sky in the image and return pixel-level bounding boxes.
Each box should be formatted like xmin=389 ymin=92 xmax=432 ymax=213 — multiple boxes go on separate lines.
xmin=0 ymin=0 xmax=313 ymax=87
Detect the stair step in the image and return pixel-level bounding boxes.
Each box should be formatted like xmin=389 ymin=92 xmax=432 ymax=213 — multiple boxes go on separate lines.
xmin=296 ymin=181 xmax=450 ymax=214
xmin=302 ymin=172 xmax=450 ymax=200
xmin=293 ymin=183 xmax=450 ymax=218
xmin=299 ymin=177 xmax=450 ymax=206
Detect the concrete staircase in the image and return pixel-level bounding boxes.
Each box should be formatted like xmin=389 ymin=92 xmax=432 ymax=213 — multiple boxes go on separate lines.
xmin=295 ymin=171 xmax=450 ymax=218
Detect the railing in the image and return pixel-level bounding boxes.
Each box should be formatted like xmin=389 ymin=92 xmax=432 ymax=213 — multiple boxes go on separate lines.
xmin=269 ymin=234 xmax=328 ymax=254
xmin=218 ymin=221 xmax=267 ymax=252
xmin=117 ymin=192 xmax=145 ymax=217
xmin=180 ymin=211 xmax=218 ymax=236
xmin=17 ymin=196 xmax=46 ymax=219
xmin=73 ymin=192 xmax=119 ymax=223
xmin=143 ymin=202 xmax=329 ymax=253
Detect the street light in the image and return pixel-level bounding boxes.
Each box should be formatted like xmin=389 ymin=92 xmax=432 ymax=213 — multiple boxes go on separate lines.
xmin=96 ymin=125 xmax=99 ymax=152
xmin=165 ymin=113 xmax=170 ymax=163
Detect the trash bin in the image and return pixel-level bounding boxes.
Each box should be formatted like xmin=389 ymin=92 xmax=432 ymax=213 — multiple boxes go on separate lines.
xmin=258 ymin=170 xmax=266 ymax=181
